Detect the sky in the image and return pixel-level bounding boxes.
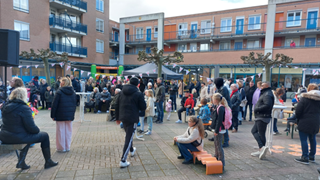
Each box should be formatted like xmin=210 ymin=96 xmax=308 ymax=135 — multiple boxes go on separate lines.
xmin=110 ymin=0 xmax=269 ymax=22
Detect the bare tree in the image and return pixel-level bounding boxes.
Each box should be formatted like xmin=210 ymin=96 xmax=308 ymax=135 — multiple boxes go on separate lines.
xmin=20 ymin=48 xmax=68 ymax=83
xmin=241 ymin=52 xmax=293 ymax=82
xmin=137 ymin=47 xmax=184 ymax=78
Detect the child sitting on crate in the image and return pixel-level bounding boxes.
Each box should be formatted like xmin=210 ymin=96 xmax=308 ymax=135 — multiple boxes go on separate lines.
xmin=185 ymin=94 xmax=195 ymax=116
xmin=197 ymin=98 xmax=211 ymax=124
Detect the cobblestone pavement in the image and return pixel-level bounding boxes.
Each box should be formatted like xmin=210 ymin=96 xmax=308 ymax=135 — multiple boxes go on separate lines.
xmin=1 ymin=102 xmax=320 ymax=180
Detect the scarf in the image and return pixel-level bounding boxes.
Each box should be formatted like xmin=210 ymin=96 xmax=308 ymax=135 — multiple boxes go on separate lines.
xmin=230 ymin=89 xmax=238 ymax=98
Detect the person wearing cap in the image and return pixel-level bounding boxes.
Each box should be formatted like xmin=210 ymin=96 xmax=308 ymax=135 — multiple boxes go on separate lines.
xmin=115 ymin=77 xmax=146 ymax=168
xmin=97 ymin=87 xmax=111 ymax=114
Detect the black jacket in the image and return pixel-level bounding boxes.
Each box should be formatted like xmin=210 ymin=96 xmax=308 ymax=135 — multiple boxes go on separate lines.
xmin=180 ymin=96 xmax=188 ymax=107
xmin=116 ymin=84 xmax=123 ymax=90
xmin=169 ymin=84 xmax=178 ymax=96
xmin=239 ymin=87 xmax=246 ymax=100
xmin=155 ymin=83 xmax=165 ymax=102
xmin=254 ymin=87 xmax=274 ymax=118
xmin=110 ymin=93 xmax=119 ymax=109
xmin=217 ymin=86 xmax=231 ymax=107
xmin=51 ymin=86 xmax=77 ymax=121
xmin=45 ymin=90 xmax=54 ymax=103
xmin=195 ymin=81 xmax=201 ymax=91
xmin=0 ymin=99 xmax=40 ymax=144
xmin=296 ymin=91 xmax=320 ymax=135
xmin=54 ymin=81 xmax=60 ymax=91
xmin=230 ymin=90 xmax=241 ymax=111
xmin=210 ymin=106 xmax=226 ymax=133
xmin=85 ymin=84 xmax=94 ymax=92
xmin=189 ymin=83 xmax=195 ymax=92
xmin=40 ymin=83 xmax=48 ymax=101
xmin=72 ymin=79 xmax=78 ymax=92
xmin=244 ymin=85 xmax=256 ymax=104
xmin=139 ymin=82 xmax=145 ymax=93
xmin=115 ymin=84 xmax=146 ymax=124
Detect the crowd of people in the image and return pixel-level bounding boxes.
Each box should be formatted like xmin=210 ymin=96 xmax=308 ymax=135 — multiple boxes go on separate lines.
xmin=0 ymin=74 xmax=320 ymax=172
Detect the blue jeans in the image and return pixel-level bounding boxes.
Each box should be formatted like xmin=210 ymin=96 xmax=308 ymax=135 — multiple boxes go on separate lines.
xmin=299 ymin=131 xmax=317 ymax=158
xmin=244 ymin=103 xmax=253 ymax=121
xmin=147 ymin=116 xmax=153 ymax=131
xmin=170 ymin=95 xmax=177 ymax=111
xmin=186 ymin=108 xmax=194 ymax=116
xmin=157 ymin=101 xmax=164 ymax=122
xmin=223 ymin=130 xmax=229 ymax=145
xmin=176 ymin=142 xmax=199 ymax=161
xmin=273 ymin=118 xmax=278 ymax=133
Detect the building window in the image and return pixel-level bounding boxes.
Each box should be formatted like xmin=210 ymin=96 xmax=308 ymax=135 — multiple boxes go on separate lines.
xmin=248 ymin=15 xmax=261 ymax=30
xmin=285 ymin=37 xmax=300 ymax=47
xmin=220 ymin=42 xmax=230 ymax=50
xmin=220 ymin=18 xmax=232 ymax=32
xmin=247 ymin=40 xmax=260 ymax=49
xmin=136 ymin=28 xmax=143 ymax=39
xmin=96 ymin=19 xmax=104 ymax=33
xmin=201 ymin=20 xmax=211 ymax=34
xmin=190 ymin=43 xmax=197 ymax=51
xmin=96 ymin=0 xmax=104 ymax=12
xmin=14 ymin=21 xmax=29 ymax=41
xmin=178 ymin=44 xmax=187 ymax=52
xmin=287 ymin=11 xmax=301 ymax=27
xmin=200 ymin=44 xmax=209 ymax=51
xmin=126 ymin=30 xmax=129 ymax=41
xmin=154 ymin=26 xmax=158 ymax=38
xmin=13 ymin=0 xmax=29 ymax=13
xmin=178 ymin=23 xmax=188 ymax=36
xmin=136 ymin=47 xmax=143 ymax=54
xmin=96 ymin=39 xmax=104 ymax=53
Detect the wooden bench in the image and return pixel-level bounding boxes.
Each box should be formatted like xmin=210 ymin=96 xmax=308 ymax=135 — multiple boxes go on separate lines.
xmin=191 ymin=151 xmax=223 ymax=175
xmin=283 ymin=110 xmax=293 ymax=118
xmin=282 ymin=110 xmax=295 ymax=139
xmin=203 ymin=121 xmax=212 ymax=138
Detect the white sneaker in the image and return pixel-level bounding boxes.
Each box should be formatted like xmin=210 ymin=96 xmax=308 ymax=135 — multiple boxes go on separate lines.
xmin=174 ymin=110 xmax=177 ymax=113
xmin=107 ymin=111 xmax=109 ymax=113
xmin=130 ymin=147 xmax=136 ymax=157
xmin=259 ymin=146 xmax=268 ymax=160
xmin=251 ymin=151 xmax=260 ymax=157
xmin=176 ymin=120 xmax=182 ymax=123
xmin=145 ymin=131 xmax=151 ymax=135
xmin=97 ymin=110 xmax=101 ymax=113
xmin=119 ymin=161 xmax=130 ymax=168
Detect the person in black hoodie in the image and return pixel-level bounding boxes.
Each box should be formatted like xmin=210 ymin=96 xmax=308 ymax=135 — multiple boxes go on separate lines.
xmin=251 ymin=81 xmax=274 ymax=160
xmin=211 ymin=78 xmax=231 ymax=147
xmin=230 ymin=84 xmax=241 ymax=132
xmin=169 ymin=80 xmax=178 ymax=112
xmin=294 ymin=84 xmax=320 ymax=165
xmin=40 ymin=79 xmax=49 ymax=110
xmin=115 ymin=77 xmax=146 ymax=168
xmin=244 ymin=80 xmax=256 ymax=121
xmin=176 ymin=92 xmax=189 ymax=123
xmin=139 ymin=78 xmax=145 ymax=93
xmin=51 ymin=77 xmax=76 ymax=152
xmin=0 ymin=88 xmax=58 ymax=170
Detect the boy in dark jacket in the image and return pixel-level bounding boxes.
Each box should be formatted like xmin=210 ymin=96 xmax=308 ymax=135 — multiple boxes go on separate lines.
xmin=45 ymin=86 xmax=54 ymax=110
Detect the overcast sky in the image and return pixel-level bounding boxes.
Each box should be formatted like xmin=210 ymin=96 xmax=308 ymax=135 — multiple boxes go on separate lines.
xmin=110 ymin=0 xmax=269 ymax=22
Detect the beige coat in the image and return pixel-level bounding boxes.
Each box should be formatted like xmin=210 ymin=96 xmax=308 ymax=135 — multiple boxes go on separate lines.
xmin=178 ymin=82 xmax=184 ymax=95
xmin=201 ymin=84 xmax=215 ymax=100
xmin=145 ymin=97 xmax=155 ymax=117
xmin=176 ymin=127 xmax=204 ymax=151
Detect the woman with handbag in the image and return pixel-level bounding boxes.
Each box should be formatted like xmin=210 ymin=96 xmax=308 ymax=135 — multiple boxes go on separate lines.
xmin=174 ymin=116 xmax=204 ymax=164
xmin=272 ymin=88 xmax=285 ymax=135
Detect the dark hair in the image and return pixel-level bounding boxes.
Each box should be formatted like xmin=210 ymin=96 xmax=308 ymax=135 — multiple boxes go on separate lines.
xmin=200 ymin=98 xmax=207 ymax=105
xmin=274 ymin=88 xmax=285 ymax=97
xmin=34 ymin=76 xmax=39 ymax=80
xmin=201 ymin=82 xmax=205 ymax=85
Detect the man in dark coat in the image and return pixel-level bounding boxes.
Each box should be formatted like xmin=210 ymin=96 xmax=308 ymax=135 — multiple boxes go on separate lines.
xmin=230 ymin=84 xmax=241 ymax=132
xmin=244 ymin=80 xmax=256 ymax=121
xmin=251 ymin=81 xmax=274 ymax=160
xmin=176 ymin=92 xmax=189 ymax=123
xmin=188 ymin=82 xmax=195 ymax=93
xmin=195 ymin=80 xmax=201 ymax=97
xmin=97 ymin=87 xmax=111 ymax=113
xmin=115 ymin=77 xmax=146 ymax=168
xmin=54 ymin=77 xmax=61 ymax=91
xmin=40 ymin=80 xmax=49 ymax=109
xmin=155 ymin=78 xmax=165 ymax=124
xmin=168 ymin=80 xmax=178 ymax=112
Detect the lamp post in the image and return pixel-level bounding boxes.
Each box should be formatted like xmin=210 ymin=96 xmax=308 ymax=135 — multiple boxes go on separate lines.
xmin=117 ymin=57 xmax=119 ymax=75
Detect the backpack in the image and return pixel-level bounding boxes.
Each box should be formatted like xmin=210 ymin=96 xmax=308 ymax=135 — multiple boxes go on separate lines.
xmin=217 ymin=105 xmax=232 ymax=130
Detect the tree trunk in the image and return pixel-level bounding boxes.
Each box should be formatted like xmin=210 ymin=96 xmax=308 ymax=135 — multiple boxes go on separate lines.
xmin=157 ymin=60 xmax=162 ymax=78
xmin=43 ymin=58 xmax=51 ymax=85
xmin=265 ymin=64 xmax=271 ymax=83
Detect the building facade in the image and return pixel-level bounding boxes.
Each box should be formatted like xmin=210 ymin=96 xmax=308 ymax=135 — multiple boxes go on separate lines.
xmin=110 ymin=0 xmax=320 ymax=92
xmin=0 ymin=0 xmax=110 ymax=82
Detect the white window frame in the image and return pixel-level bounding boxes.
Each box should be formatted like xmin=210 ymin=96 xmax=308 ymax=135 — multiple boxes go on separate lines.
xmin=220 ymin=18 xmax=232 ymax=32
xmin=96 ymin=39 xmax=104 ymax=53
xmin=219 ymin=41 xmax=231 ymax=50
xmin=247 ymin=39 xmax=260 ymax=49
xmin=96 ymin=18 xmax=104 ymax=33
xmin=154 ymin=26 xmax=158 ymax=38
xmin=96 ymin=0 xmax=104 ymax=12
xmin=285 ymin=37 xmax=300 ymax=47
xmin=200 ymin=43 xmax=209 ymax=51
xmin=14 ymin=20 xmax=30 ymax=41
xmin=136 ymin=28 xmax=143 ymax=39
xmin=178 ymin=23 xmax=188 ymax=36
xmin=125 ymin=30 xmax=129 ymax=41
xmin=248 ymin=15 xmax=261 ymax=30
xmin=190 ymin=43 xmax=197 ymax=52
xmin=178 ymin=44 xmax=187 ymax=52
xmin=13 ymin=0 xmax=29 ymax=13
xmin=201 ymin=20 xmax=211 ymax=34
xmin=286 ymin=11 xmax=302 ymax=27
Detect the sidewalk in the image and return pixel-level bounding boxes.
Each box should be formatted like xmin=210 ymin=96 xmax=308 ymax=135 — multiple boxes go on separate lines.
xmin=0 ymin=106 xmax=319 ymax=180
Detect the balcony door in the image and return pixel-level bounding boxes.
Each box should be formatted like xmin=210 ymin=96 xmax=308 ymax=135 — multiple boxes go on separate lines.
xmin=114 ymin=31 xmax=119 ymax=42
xmin=305 ymin=38 xmax=316 ymax=47
xmin=307 ymin=11 xmax=318 ymax=30
xmin=146 ymin=28 xmax=151 ymax=41
xmin=190 ymin=23 xmax=197 ymax=39
xmin=234 ymin=42 xmax=243 ymax=50
xmin=236 ymin=18 xmax=244 ymax=35
xmin=275 ymin=12 xmax=284 ymax=31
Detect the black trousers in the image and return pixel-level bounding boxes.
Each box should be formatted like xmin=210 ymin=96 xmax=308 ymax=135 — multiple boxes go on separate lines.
xmin=251 ymin=120 xmax=268 ymax=149
xmin=41 ymin=100 xmax=46 ymax=109
xmin=98 ymin=101 xmax=110 ymax=111
xmin=1 ymin=132 xmax=50 ymax=149
xmin=232 ymin=110 xmax=239 ymax=130
xmin=46 ymin=102 xmax=52 ymax=109
xmin=178 ymin=107 xmax=186 ymax=120
xmin=121 ymin=123 xmax=137 ymax=162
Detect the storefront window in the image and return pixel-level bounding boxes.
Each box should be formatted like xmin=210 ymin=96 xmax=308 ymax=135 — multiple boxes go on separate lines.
xmin=74 ymin=71 xmax=79 ymax=79
xmin=271 ymin=74 xmax=302 ymax=92
xmin=12 ymin=67 xmax=20 ymax=77
xmin=50 ymin=67 xmax=56 ymax=79
xmin=32 ymin=67 xmax=45 ymax=77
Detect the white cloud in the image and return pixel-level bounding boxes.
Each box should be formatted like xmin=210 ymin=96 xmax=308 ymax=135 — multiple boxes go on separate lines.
xmin=110 ymin=0 xmax=268 ymax=22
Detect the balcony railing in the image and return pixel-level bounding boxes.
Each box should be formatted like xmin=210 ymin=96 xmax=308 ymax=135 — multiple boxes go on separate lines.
xmin=50 ymin=0 xmax=87 ymax=12
xmin=50 ymin=42 xmax=87 ymax=57
xmin=49 ymin=16 xmax=87 ymax=35
xmin=109 ymin=52 xmax=119 ymax=59
xmin=110 ymin=33 xmax=119 ymax=42
xmin=274 ymin=18 xmax=320 ymax=34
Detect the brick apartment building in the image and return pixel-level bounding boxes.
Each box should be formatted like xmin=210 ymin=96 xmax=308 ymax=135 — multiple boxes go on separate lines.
xmin=0 ymin=0 xmax=110 ymax=82
xmin=110 ymin=0 xmax=320 ymax=93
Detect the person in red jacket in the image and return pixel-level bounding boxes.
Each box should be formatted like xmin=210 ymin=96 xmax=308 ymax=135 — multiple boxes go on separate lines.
xmin=185 ymin=94 xmax=195 ymax=116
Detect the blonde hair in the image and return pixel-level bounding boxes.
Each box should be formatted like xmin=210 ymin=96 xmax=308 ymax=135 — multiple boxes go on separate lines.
xmin=237 ymin=80 xmax=243 ymax=88
xmin=147 ymin=89 xmax=154 ymax=98
xmin=192 ymin=88 xmax=197 ymax=94
xmin=61 ymin=77 xmax=72 ymax=87
xmin=87 ymin=77 xmax=93 ymax=86
xmin=212 ymin=93 xmax=230 ymax=108
xmin=9 ymin=87 xmax=28 ymax=102
xmin=307 ymin=83 xmax=319 ymax=92
xmin=189 ymin=116 xmax=205 ymax=139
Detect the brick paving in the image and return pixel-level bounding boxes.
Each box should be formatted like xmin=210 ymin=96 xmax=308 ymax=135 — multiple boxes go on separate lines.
xmin=0 ymin=101 xmax=320 ymax=180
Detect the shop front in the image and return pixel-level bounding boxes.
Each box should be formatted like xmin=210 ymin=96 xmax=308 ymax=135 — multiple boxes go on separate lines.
xmin=12 ymin=66 xmax=59 ymax=83
xmin=271 ymin=68 xmax=303 ymax=92
xmin=219 ymin=67 xmax=263 ymax=85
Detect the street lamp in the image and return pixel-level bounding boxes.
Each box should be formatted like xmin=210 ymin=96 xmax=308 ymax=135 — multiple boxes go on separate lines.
xmin=117 ymin=57 xmax=119 ymax=75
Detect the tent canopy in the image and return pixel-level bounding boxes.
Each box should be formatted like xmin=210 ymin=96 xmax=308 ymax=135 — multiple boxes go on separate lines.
xmin=123 ymin=63 xmax=183 ymax=80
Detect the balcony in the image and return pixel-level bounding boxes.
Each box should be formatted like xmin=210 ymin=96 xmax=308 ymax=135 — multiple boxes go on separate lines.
xmin=110 ymin=33 xmax=119 ymax=43
xmin=274 ymin=18 xmax=320 ymax=36
xmin=49 ymin=0 xmax=87 ymax=14
xmin=49 ymin=16 xmax=87 ymax=36
xmin=109 ymin=52 xmax=119 ymax=59
xmin=50 ymin=42 xmax=87 ymax=58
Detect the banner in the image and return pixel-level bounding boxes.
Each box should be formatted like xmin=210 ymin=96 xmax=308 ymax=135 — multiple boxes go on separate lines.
xmin=26 ymin=66 xmax=30 ymax=69
xmin=132 ymin=75 xmax=135 ymax=77
xmin=18 ymin=66 xmax=22 ymax=68
xmin=243 ymin=78 xmax=247 ymax=82
xmin=110 ymin=76 xmax=113 ymax=79
xmin=206 ymin=78 xmax=210 ymax=82
xmin=95 ymin=74 xmax=99 ymax=77
xmin=88 ymin=72 xmax=91 ymax=76
xmin=81 ymin=70 xmax=84 ymax=75
xmin=67 ymin=66 xmax=71 ymax=70
xmin=146 ymin=71 xmax=149 ymax=76
xmin=124 ymin=76 xmax=128 ymax=79
xmin=186 ymin=70 xmax=189 ymax=75
xmin=165 ymin=62 xmax=168 ymax=66
xmin=73 ymin=68 xmax=77 ymax=71
xmin=117 ymin=76 xmax=121 ymax=80
xmin=153 ymin=69 xmax=156 ymax=73
xmin=179 ymin=67 xmax=183 ymax=73
xmin=294 ymin=67 xmax=298 ymax=69
xmin=35 ymin=65 xmax=39 ymax=68
xmin=51 ymin=63 xmax=55 ymax=67
xmin=139 ymin=73 xmax=142 ymax=78
xmin=59 ymin=62 xmax=64 ymax=68
xmin=9 ymin=67 xmax=12 ymax=69
xmin=258 ymin=73 xmax=261 ymax=78
xmin=284 ymin=75 xmax=292 ymax=88
xmin=173 ymin=63 xmax=177 ymax=68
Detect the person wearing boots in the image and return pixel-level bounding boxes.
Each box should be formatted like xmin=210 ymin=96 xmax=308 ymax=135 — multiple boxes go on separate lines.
xmin=0 ymin=88 xmax=58 ymax=170
xmin=110 ymin=88 xmax=121 ymax=121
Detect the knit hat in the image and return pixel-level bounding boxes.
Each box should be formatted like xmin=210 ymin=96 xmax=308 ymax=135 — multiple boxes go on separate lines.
xmin=130 ymin=77 xmax=139 ymax=86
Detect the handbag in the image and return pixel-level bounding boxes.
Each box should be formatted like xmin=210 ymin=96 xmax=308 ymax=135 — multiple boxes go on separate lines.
xmin=278 ymin=110 xmax=284 ymax=119
xmin=85 ymin=101 xmax=95 ymax=107
xmin=240 ymin=98 xmax=247 ymax=107
xmin=188 ymin=128 xmax=202 ymax=147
